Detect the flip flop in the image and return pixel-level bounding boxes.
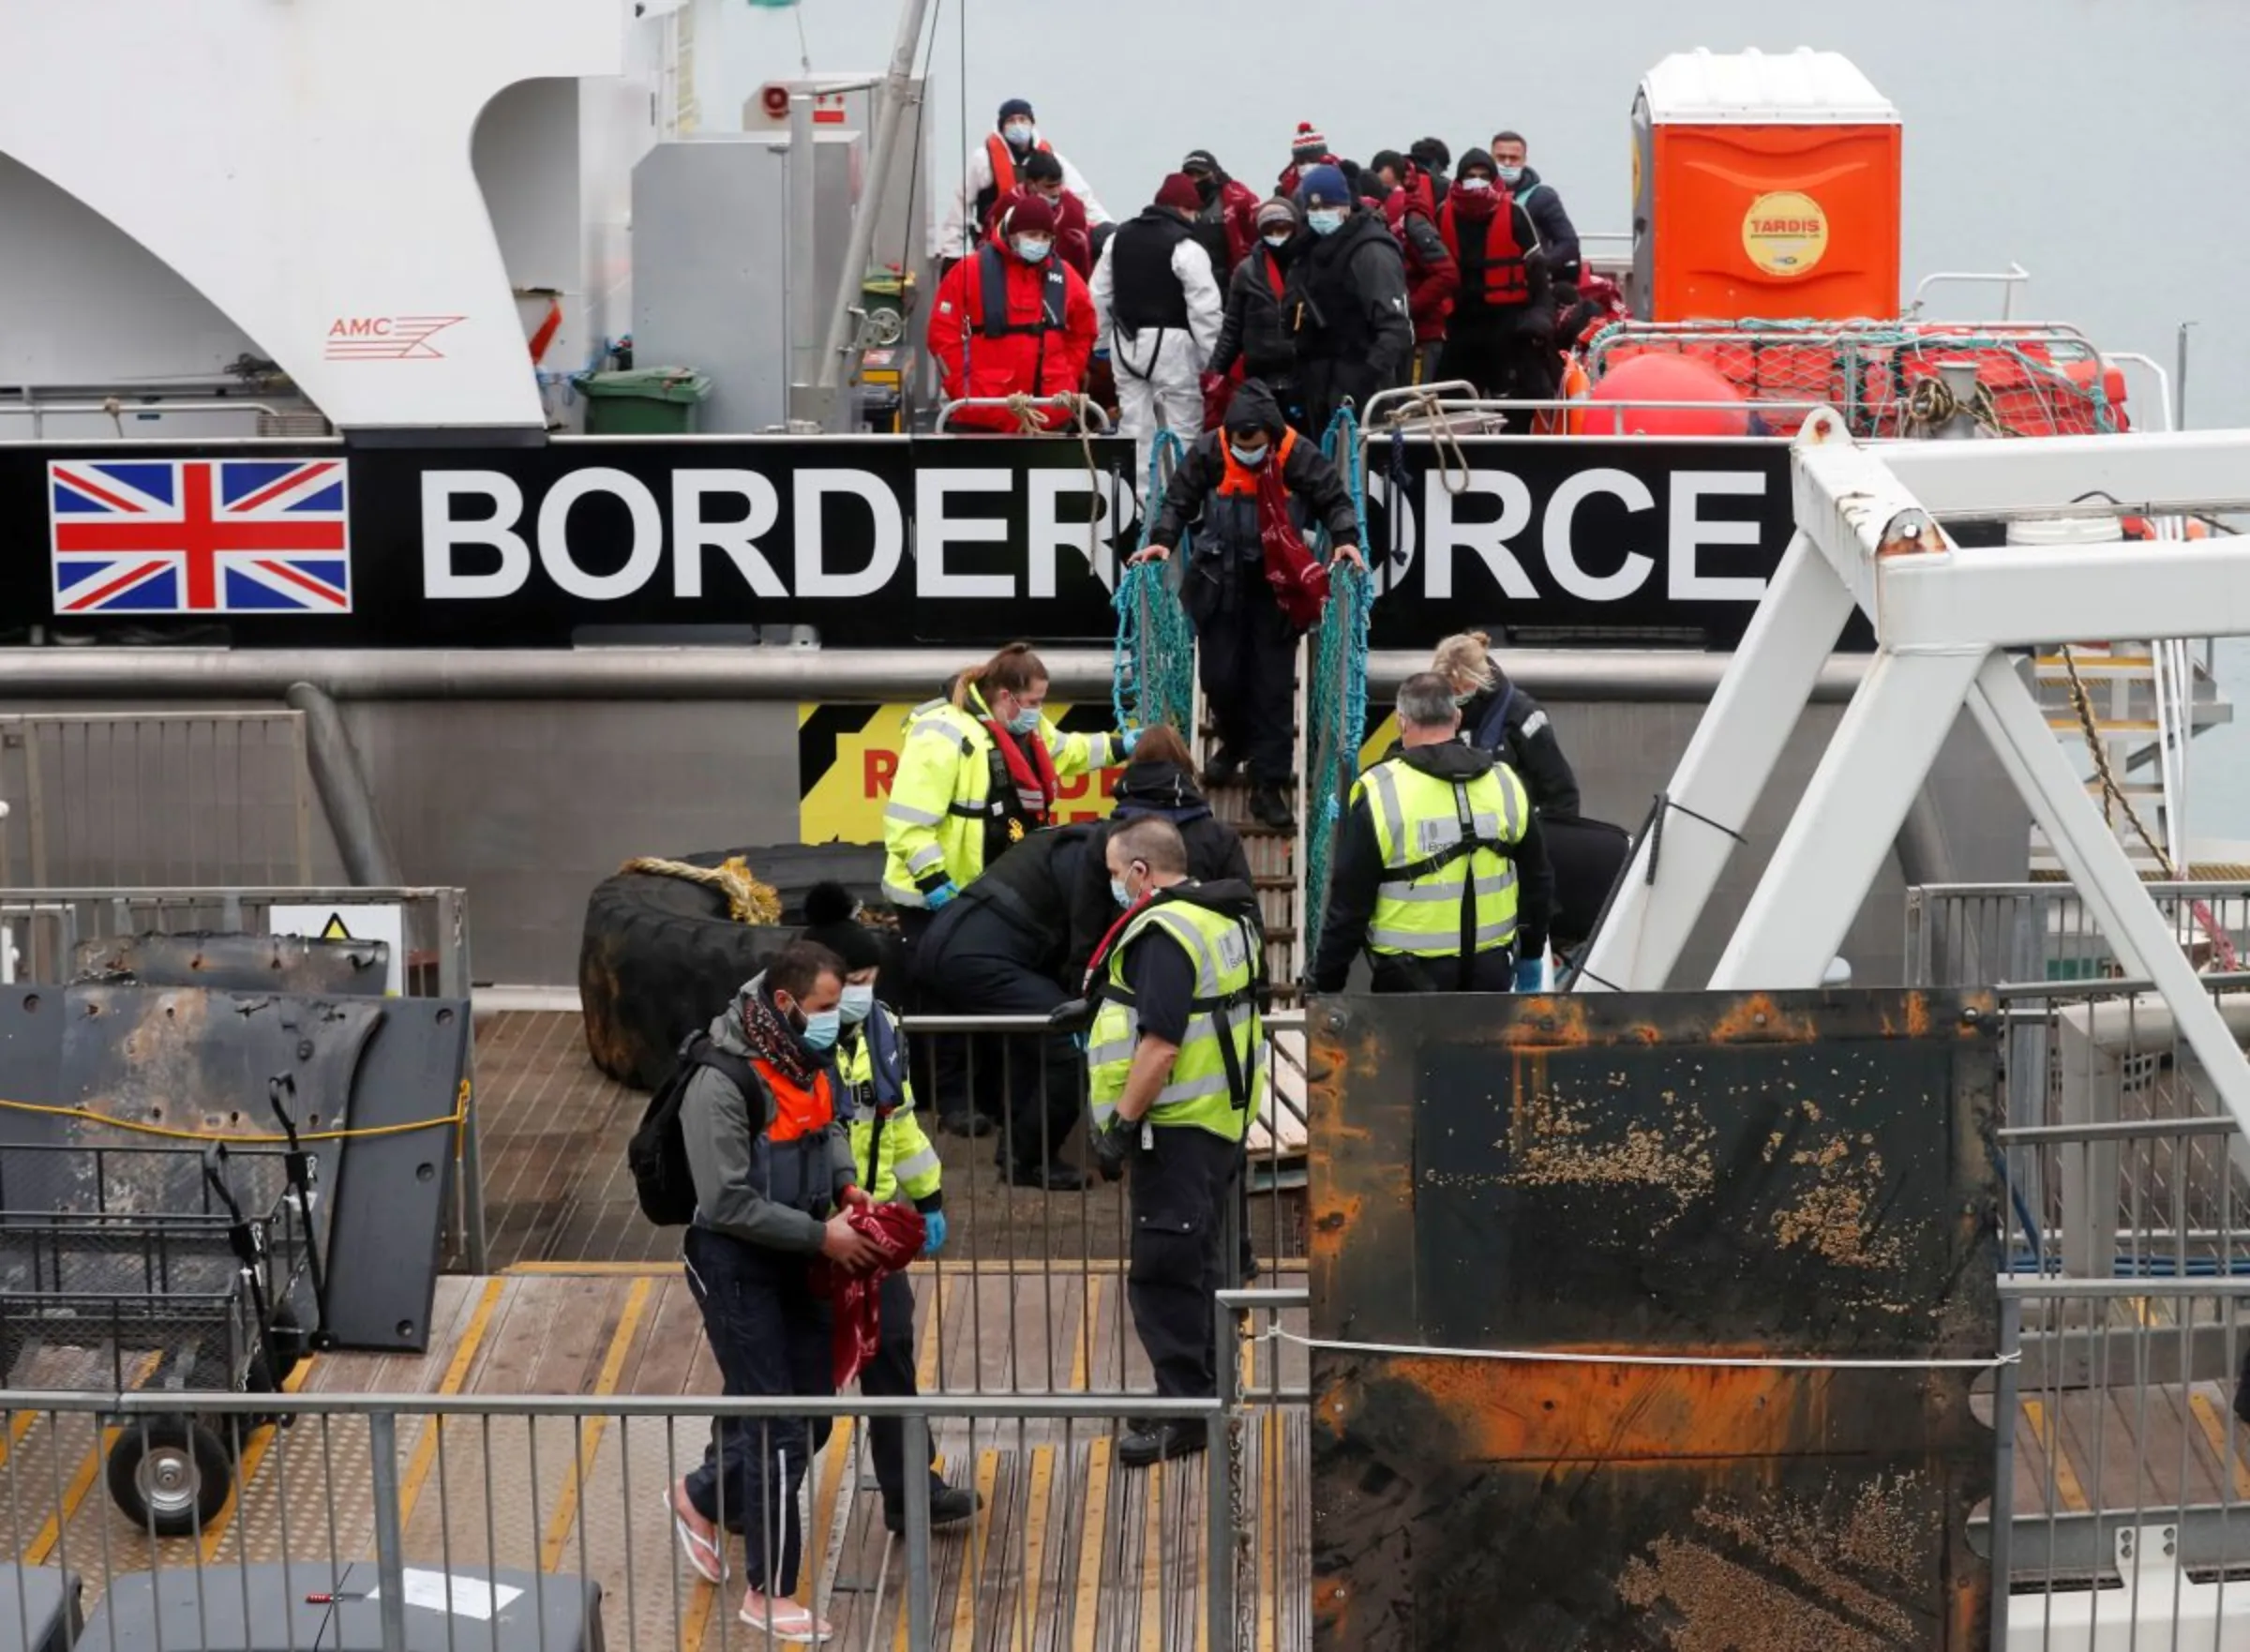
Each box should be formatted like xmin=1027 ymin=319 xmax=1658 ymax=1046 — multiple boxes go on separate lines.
xmin=667 ymin=1487 xmax=725 ymax=1584
xmin=738 ymin=1594 xmax=832 ymax=1643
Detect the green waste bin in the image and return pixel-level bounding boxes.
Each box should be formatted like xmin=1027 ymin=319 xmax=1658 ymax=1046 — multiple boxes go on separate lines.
xmin=574 ymin=367 xmax=712 ymax=434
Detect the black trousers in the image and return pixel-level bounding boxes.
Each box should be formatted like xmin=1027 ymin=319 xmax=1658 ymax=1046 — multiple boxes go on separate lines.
xmin=1437 ymin=324 xmax=1555 ymax=404
xmin=860 ymin=1269 xmax=944 ymax=1518
xmin=1197 ymin=591 xmax=1299 ymax=787
xmin=1369 ymin=947 xmax=1515 ymax=994
xmin=919 ymin=906 xmax=1083 ymax=1165
xmin=1126 ymin=1124 xmax=1240 ymax=1398
xmin=681 ymin=1226 xmax=834 ymax=1595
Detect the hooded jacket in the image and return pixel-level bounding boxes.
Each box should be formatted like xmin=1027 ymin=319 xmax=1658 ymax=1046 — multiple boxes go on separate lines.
xmin=1282 ymin=206 xmax=1413 ymax=386
xmin=922 ymin=822 xmax=1097 ymax=981
xmin=1439 ymin=152 xmax=1552 ymax=329
xmin=927 ymin=243 xmax=1098 ymax=430
xmin=681 ymin=974 xmax=859 ymax=1254
xmin=1310 ymin=740 xmax=1554 ymax=992
xmin=1146 ymin=379 xmax=1360 ymax=553
xmin=1065 ymin=760 xmax=1256 ymax=984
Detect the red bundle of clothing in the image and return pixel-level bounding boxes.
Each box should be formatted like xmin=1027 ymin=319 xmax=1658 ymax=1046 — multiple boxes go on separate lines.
xmin=809 ymin=1201 xmax=926 ymax=1387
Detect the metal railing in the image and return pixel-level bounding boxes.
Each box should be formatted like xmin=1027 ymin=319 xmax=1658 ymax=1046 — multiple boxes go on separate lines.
xmin=932 ymin=398 xmax=1114 ymax=434
xmin=0 ymin=884 xmax=486 ymax=1275
xmin=1908 ymin=882 xmax=2250 ymax=998
xmin=0 ymin=1362 xmax=1306 ymax=1652
xmin=0 ymin=713 xmax=315 ymax=888
xmin=868 ymin=1014 xmax=1308 ymax=1400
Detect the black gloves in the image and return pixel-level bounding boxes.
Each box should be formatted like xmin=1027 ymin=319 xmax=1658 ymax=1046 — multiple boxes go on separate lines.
xmin=1091 ymin=1116 xmax=1133 ymax=1183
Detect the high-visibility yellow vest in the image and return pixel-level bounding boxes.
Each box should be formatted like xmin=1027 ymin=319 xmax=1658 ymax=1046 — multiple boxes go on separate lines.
xmin=1087 ymin=892 xmax=1264 ymax=1142
xmin=1356 ymin=757 xmax=1529 ymax=958
xmin=832 ymin=1003 xmax=941 ymax=1206
xmin=878 ymin=689 xmax=1120 ymax=908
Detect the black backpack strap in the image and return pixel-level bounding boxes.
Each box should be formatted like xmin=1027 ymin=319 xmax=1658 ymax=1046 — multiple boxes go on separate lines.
xmin=1453 ymin=781 xmax=1479 ymax=965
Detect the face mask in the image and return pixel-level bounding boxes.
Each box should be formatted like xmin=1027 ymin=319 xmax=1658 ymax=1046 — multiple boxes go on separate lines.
xmin=1307 ymin=208 xmax=1344 ymax=236
xmin=1458 ymin=176 xmax=1494 ymax=194
xmin=1110 ymin=877 xmax=1133 ymax=909
xmin=800 ymin=1008 xmax=841 ymax=1052
xmin=1262 ymin=231 xmax=1292 ymax=248
xmin=838 ymin=983 xmax=876 ymax=1026
xmin=1494 ymin=165 xmax=1524 ymax=186
xmin=1014 ymin=236 xmax=1052 ymax=263
xmin=1229 ymin=441 xmax=1269 ymax=466
xmin=1192 ymin=175 xmax=1218 ymax=204
xmin=1003 ymin=121 xmax=1035 ymax=149
xmin=1007 ymin=704 xmax=1042 ymax=735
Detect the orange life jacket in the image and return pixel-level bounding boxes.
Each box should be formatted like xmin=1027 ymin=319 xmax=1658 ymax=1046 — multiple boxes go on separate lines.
xmin=1218 ymin=426 xmax=1298 ymax=496
xmin=979 ymin=132 xmax=1053 ymax=223
xmin=757 ymin=1062 xmax=836 ymax=1143
xmin=1438 ymin=191 xmax=1529 ymax=308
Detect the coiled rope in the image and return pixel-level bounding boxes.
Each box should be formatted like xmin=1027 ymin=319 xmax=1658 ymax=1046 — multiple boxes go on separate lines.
xmin=621 ymin=855 xmax=782 ymax=926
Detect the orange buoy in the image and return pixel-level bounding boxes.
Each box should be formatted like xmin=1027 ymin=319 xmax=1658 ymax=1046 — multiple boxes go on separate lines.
xmin=1587 ymin=353 xmax=1751 ymax=436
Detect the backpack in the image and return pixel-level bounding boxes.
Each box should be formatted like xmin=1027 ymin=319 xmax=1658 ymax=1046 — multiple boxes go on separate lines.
xmin=628 ymin=1030 xmax=756 ymax=1226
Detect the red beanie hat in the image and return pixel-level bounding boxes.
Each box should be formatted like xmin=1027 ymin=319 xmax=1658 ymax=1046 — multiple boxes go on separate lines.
xmin=1154 ymin=173 xmax=1202 ymax=214
xmin=1290 ymin=121 xmax=1328 ymax=155
xmin=999 ymin=194 xmax=1057 ymax=237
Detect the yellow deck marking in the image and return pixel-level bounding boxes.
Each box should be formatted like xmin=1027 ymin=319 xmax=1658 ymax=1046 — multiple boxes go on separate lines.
xmin=2020 ymin=1399 xmax=2091 ymax=1513
xmin=918 ymin=1274 xmax=952 ymax=1392
xmin=1014 ymin=1444 xmax=1055 ymax=1652
xmin=2190 ymin=1390 xmax=2250 ymax=1500
xmin=0 ymin=1405 xmax=43 ymax=1477
xmin=505 ymin=1261 xmax=676 ymax=1277
xmin=1071 ymin=1439 xmax=1112 ymax=1652
xmin=540 ymin=1276 xmax=652 ymax=1571
xmin=946 ymin=1448 xmax=1001 ymax=1652
xmin=1138 ymin=1461 xmax=1166 ymax=1652
xmin=794 ymin=1418 xmax=855 ymax=1610
xmin=198 ymin=1354 xmax=320 ymax=1561
xmin=395 ymin=1277 xmax=506 ymax=1532
xmin=1072 ymin=1278 xmax=1102 ymax=1394
xmin=23 ymin=1351 xmax=164 ymax=1565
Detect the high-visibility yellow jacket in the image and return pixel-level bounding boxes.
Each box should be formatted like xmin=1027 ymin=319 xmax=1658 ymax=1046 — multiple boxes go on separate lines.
xmin=880 ymin=684 xmax=1121 ymax=908
xmin=833 ymin=1001 xmax=942 ymax=1207
xmin=1357 ymin=756 xmax=1530 ymax=957
xmin=1087 ymin=888 xmax=1264 ymax=1142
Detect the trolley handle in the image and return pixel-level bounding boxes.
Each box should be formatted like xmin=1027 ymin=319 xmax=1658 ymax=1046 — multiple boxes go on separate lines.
xmin=267 ymin=1073 xmax=334 ymax=1350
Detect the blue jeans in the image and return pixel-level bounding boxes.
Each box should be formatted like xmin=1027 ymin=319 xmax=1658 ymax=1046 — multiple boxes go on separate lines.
xmin=681 ymin=1224 xmax=834 ymax=1594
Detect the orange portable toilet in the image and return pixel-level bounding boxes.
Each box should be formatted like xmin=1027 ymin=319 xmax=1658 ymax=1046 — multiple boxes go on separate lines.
xmin=1630 ymin=48 xmax=1901 ymax=323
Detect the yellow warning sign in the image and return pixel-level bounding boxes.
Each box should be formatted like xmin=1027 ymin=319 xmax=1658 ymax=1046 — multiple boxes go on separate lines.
xmin=1741 ymin=190 xmax=1830 ymax=278
xmin=319 ymin=912 xmax=352 ymax=941
xmin=798 ymin=701 xmax=1123 ymax=846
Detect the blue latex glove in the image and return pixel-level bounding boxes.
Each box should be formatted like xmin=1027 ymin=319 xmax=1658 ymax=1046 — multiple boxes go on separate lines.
xmin=1513 ymin=954 xmax=1548 ymax=994
xmin=922 ymin=1210 xmax=948 ymax=1257
xmin=925 ymin=881 xmax=958 ymax=910
xmin=1118 ymin=726 xmax=1143 ymax=758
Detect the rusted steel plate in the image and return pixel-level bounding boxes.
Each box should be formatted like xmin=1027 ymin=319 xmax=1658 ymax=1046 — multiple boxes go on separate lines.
xmin=73 ymin=931 xmax=390 ymax=996
xmin=1306 ymin=988 xmax=2000 ymax=1650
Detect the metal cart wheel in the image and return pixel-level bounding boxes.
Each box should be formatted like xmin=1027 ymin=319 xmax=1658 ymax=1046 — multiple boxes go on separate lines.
xmin=105 ymin=1417 xmax=232 ymax=1538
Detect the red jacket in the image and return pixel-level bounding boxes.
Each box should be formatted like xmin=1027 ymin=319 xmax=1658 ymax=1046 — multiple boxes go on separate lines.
xmin=1383 ymin=171 xmax=1458 ymax=343
xmin=1276 ymin=155 xmax=1338 ymax=201
xmin=928 ymin=243 xmax=1097 ymax=431
xmin=982 ymin=187 xmax=1094 ymax=279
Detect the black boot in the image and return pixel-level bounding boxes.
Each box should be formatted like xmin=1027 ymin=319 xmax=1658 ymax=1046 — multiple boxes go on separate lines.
xmin=1118 ymin=1419 xmax=1208 ymax=1469
xmin=1249 ymin=785 xmax=1296 ymax=832
xmin=886 ymin=1482 xmax=981 ymax=1536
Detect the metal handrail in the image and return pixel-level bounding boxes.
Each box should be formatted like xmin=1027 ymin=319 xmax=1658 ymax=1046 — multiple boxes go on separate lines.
xmin=934 ymin=396 xmax=1113 ymax=434
xmin=0 ymin=1387 xmax=1222 ymax=1419
xmin=1909 ymin=263 xmax=2032 ymax=320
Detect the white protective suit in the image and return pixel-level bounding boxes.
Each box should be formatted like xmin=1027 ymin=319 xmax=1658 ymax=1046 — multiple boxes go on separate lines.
xmin=1088 ymin=226 xmax=1224 ymax=483
xmin=932 ymin=134 xmax=1111 ymax=262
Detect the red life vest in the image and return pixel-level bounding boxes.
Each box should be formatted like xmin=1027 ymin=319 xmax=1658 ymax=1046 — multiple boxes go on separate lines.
xmin=969 ymin=243 xmax=1068 ymax=340
xmin=1438 ymin=191 xmax=1529 ymax=308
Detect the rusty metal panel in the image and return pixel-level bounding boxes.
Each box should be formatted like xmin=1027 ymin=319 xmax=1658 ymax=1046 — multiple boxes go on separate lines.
xmin=1307 ymin=988 xmax=2001 ymax=1651
xmin=72 ymin=931 xmax=391 ymax=996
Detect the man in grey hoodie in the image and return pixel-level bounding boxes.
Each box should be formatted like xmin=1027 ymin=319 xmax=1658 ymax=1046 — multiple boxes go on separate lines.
xmin=667 ymin=940 xmax=879 ymax=1642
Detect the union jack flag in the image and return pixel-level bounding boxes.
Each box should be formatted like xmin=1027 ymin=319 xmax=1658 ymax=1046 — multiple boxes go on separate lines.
xmin=49 ymin=458 xmax=352 ymax=615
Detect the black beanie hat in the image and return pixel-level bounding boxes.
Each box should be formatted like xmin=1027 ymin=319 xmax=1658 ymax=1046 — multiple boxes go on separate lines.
xmin=998 ymin=98 xmax=1035 ymax=128
xmin=798 ymin=881 xmax=882 ymax=972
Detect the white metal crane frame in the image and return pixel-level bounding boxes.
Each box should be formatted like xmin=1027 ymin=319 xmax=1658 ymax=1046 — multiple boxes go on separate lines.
xmin=1574 ymin=411 xmax=2250 ymax=1129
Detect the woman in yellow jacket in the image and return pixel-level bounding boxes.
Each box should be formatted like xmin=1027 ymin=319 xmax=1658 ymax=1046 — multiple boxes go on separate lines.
xmin=880 ymin=641 xmax=1137 ymax=947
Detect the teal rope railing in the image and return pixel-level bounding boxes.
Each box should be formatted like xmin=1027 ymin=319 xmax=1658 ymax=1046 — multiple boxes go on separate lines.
xmin=1111 ymin=428 xmax=1196 ymax=738
xmin=1303 ymin=408 xmax=1374 ymax=959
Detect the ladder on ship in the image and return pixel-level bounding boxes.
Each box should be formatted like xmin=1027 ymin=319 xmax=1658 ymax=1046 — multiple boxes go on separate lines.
xmin=1113 ymin=417 xmax=1374 ymax=1176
